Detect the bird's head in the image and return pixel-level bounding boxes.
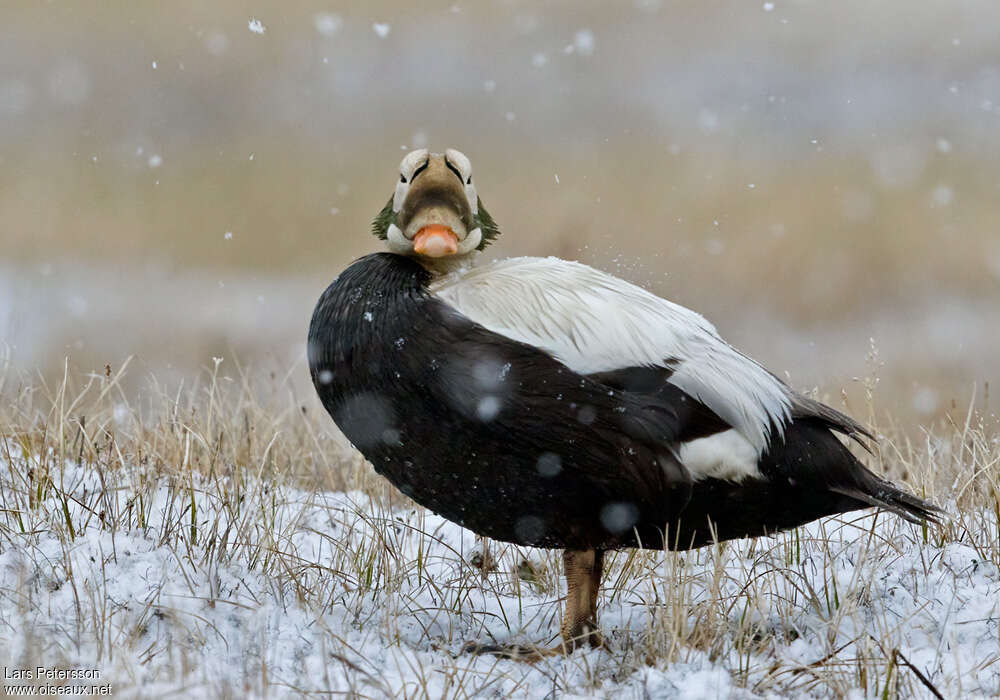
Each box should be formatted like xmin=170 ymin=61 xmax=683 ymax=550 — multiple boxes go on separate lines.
xmin=371 ymin=149 xmax=500 ymax=267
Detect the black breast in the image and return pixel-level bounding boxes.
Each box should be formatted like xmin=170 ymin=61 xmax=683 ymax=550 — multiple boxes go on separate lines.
xmin=307 ymin=253 xmax=690 ymax=551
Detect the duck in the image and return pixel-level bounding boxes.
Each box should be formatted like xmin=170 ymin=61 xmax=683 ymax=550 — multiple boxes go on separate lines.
xmin=307 ymin=148 xmax=940 ymax=659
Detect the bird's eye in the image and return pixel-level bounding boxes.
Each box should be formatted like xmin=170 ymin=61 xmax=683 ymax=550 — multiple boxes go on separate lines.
xmin=400 ymin=174 xmax=407 ymax=183
xmin=466 ymin=176 xmax=472 ymax=185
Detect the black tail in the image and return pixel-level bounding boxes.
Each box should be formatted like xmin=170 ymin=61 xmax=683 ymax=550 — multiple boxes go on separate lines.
xmin=762 ymin=419 xmax=943 ymax=526
xmin=829 ymin=480 xmax=943 ymax=525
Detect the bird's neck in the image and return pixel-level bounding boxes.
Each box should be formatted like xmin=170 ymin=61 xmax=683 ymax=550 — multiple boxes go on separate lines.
xmin=416 ymin=252 xmax=481 ymax=278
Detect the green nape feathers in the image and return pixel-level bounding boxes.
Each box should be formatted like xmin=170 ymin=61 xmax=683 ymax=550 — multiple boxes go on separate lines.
xmin=370 ymin=196 xmax=501 ymax=250
xmin=473 ymin=198 xmax=501 ymax=248
xmin=371 ymin=195 xmax=397 ymax=240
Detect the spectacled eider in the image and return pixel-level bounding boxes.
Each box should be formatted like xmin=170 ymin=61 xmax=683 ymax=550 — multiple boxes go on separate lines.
xmin=307 ymin=148 xmax=940 ymax=659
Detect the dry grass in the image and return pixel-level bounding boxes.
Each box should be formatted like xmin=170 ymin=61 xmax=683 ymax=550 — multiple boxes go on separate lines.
xmin=0 ymin=359 xmax=997 ymax=698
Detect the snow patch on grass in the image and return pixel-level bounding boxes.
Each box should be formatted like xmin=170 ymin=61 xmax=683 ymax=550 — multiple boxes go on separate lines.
xmin=0 ymin=447 xmax=997 ymax=698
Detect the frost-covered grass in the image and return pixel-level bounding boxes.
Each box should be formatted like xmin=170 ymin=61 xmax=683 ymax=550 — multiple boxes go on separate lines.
xmin=0 ymin=363 xmax=997 ymax=698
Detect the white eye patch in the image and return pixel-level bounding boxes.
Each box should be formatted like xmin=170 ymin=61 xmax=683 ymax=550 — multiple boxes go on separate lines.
xmin=400 ymin=149 xmax=429 ymax=181
xmin=395 ymin=149 xmax=429 ymax=212
xmin=445 ymin=148 xmax=472 ymax=181
xmin=445 ymin=148 xmax=478 ymax=215
xmin=393 ymin=180 xmax=408 ymax=213
xmin=465 ymin=182 xmax=478 ymax=215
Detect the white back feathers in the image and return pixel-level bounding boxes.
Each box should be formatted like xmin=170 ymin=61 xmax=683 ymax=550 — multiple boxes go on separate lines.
xmin=431 ymin=256 xmax=793 ymax=451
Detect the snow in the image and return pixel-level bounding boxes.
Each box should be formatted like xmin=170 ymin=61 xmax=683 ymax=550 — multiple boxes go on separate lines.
xmin=697 ymin=108 xmax=720 ymax=133
xmin=871 ymin=145 xmax=927 ymax=189
xmin=204 ymin=31 xmax=230 ymax=56
xmin=66 ymin=294 xmax=88 ymax=317
xmin=573 ymin=29 xmax=596 ymax=56
xmin=931 ymin=184 xmax=954 ymax=207
xmin=475 ymin=395 xmax=501 ymax=420
xmin=372 ymin=23 xmax=391 ymax=39
xmin=313 ymin=13 xmax=342 ymax=37
xmin=248 ymin=18 xmax=266 ymax=35
xmin=0 ymin=453 xmax=997 ymax=698
xmin=912 ymin=386 xmax=940 ymax=415
xmin=634 ymin=0 xmax=664 ymax=13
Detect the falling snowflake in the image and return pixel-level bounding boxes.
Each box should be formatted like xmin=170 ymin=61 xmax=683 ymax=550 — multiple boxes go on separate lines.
xmin=313 ymin=13 xmax=342 ymax=37
xmin=372 ymin=23 xmax=391 ymax=38
xmin=204 ymin=32 xmax=230 ymax=56
xmin=573 ymin=29 xmax=595 ymax=56
xmin=931 ymin=185 xmax=954 ymax=207
xmin=248 ymin=18 xmax=265 ymax=34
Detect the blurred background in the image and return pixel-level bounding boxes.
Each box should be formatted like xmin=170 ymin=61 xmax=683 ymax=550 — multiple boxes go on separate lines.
xmin=1 ymin=0 xmax=998 ymax=425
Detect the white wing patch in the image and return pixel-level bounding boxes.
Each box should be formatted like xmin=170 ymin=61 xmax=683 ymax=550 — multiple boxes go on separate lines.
xmin=678 ymin=430 xmax=761 ymax=481
xmin=430 ymin=256 xmax=792 ymax=454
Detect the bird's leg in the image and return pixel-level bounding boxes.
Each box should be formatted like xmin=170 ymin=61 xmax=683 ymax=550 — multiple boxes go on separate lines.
xmin=560 ymin=549 xmax=605 ymax=649
xmin=462 ymin=549 xmax=605 ymax=661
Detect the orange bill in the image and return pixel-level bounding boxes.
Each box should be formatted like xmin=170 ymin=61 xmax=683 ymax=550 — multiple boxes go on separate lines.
xmin=413 ymin=224 xmax=459 ymax=257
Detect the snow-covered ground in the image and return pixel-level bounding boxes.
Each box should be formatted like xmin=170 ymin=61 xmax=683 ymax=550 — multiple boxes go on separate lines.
xmin=0 ymin=452 xmax=997 ymax=698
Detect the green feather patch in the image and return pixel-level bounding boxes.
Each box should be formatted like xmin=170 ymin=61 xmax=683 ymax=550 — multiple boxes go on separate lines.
xmin=473 ymin=198 xmax=501 ymax=249
xmin=371 ymin=195 xmax=396 ymax=240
